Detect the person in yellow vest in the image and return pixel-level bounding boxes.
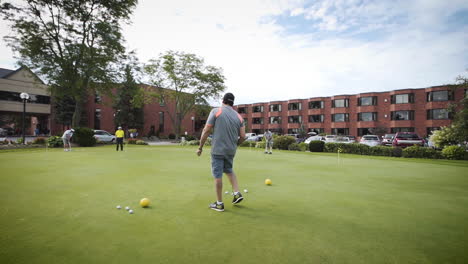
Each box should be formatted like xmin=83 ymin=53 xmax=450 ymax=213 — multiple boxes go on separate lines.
xmin=115 ymin=126 xmax=125 ymax=151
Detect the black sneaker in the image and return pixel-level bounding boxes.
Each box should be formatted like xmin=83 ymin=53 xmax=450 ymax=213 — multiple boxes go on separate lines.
xmin=232 ymin=192 xmax=244 ymax=204
xmin=264 ymin=151 xmax=268 ymax=154
xmin=269 ymin=152 xmax=272 ymax=154
xmin=209 ymin=202 xmax=224 ymax=212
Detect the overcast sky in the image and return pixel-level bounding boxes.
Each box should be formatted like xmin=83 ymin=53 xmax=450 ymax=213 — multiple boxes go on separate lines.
xmin=1 ymin=0 xmax=467 ymax=105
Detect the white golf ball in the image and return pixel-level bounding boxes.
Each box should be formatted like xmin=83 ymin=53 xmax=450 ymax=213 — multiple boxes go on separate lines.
xmin=116 ymin=205 xmax=121 ymax=209
xmin=125 ymin=206 xmax=130 ymax=211
xmin=244 ymin=189 xmax=248 ymax=193
xmin=225 ymin=191 xmax=229 ymax=194
xmin=129 ymin=210 xmax=134 ymax=214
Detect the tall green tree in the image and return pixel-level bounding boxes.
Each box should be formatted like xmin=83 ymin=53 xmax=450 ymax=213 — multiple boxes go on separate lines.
xmin=144 ymin=51 xmax=226 ymax=138
xmin=113 ymin=63 xmax=144 ymax=132
xmin=1 ymin=0 xmax=138 ymax=127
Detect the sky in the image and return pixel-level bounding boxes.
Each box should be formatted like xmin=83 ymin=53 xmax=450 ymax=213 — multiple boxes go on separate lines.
xmin=1 ymin=0 xmax=468 ymax=105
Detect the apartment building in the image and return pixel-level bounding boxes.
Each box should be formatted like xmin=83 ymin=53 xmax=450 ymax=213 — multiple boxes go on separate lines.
xmin=235 ymin=85 xmax=467 ymax=138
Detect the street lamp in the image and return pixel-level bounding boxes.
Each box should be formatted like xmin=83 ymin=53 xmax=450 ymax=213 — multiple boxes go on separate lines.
xmin=20 ymin=92 xmax=29 ymax=144
xmin=191 ymin=116 xmax=195 ymax=133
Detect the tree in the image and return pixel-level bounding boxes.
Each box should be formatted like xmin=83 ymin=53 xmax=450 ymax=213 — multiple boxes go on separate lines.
xmin=431 ymin=72 xmax=468 ymax=148
xmin=1 ymin=0 xmax=138 ymax=127
xmin=144 ymin=51 xmax=226 ymax=138
xmin=113 ymin=63 xmax=144 ymax=133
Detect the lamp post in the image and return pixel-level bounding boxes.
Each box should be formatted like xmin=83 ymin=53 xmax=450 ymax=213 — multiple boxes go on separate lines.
xmin=191 ymin=116 xmax=195 ymax=133
xmin=20 ymin=92 xmax=30 ymax=144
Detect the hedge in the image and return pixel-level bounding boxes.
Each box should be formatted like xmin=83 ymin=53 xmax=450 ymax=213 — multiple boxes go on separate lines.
xmin=441 ymin=145 xmax=466 ymax=160
xmin=402 ymin=145 xmax=442 ymax=159
xmin=73 ymin=127 xmax=96 ymax=147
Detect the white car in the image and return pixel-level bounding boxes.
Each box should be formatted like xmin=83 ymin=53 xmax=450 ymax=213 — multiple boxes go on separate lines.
xmin=335 ymin=136 xmax=352 ymax=144
xmin=245 ymin=133 xmax=256 ymax=139
xmin=304 ymin=136 xmax=324 ymax=144
xmin=324 ymin=135 xmax=337 ymax=143
xmin=360 ymin=135 xmax=381 ymax=147
xmin=94 ymin=130 xmax=116 ymax=142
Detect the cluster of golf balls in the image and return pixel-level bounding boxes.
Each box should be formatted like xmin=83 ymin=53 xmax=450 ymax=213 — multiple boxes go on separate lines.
xmin=224 ymin=189 xmax=249 ymax=195
xmin=116 ymin=205 xmax=133 ymax=214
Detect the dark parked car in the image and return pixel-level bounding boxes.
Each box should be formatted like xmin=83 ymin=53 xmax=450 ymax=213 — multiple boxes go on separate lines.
xmin=392 ymin=132 xmax=424 ymax=148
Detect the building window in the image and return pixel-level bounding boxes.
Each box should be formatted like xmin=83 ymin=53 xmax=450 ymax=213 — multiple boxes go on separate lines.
xmin=288 ymin=115 xmax=302 ymax=123
xmin=358 ymin=112 xmax=377 ymax=121
xmin=158 ymin=111 xmax=164 ymax=133
xmin=358 ymin=96 xmax=377 ymax=106
xmin=331 ymin=113 xmax=349 ymax=122
xmin=252 ymin=105 xmax=264 ymax=113
xmin=243 ymin=118 xmax=248 ymax=126
xmin=331 ymin=128 xmax=349 ymax=135
xmin=288 ymin=102 xmax=302 ymax=111
xmin=308 ymin=101 xmax=324 ymax=109
xmin=426 ymin=127 xmax=441 ymax=137
xmin=159 ymin=96 xmax=165 ymax=106
xmin=308 ymin=115 xmax=324 ymax=123
xmin=391 ymin=93 xmax=414 ymax=104
xmin=94 ymin=109 xmax=101 ymax=130
xmin=238 ymin=107 xmax=247 ymax=114
xmin=391 ymin=127 xmax=414 ymax=133
xmin=308 ymin=128 xmax=324 ymax=134
xmin=427 ymin=90 xmax=453 ymax=102
xmin=252 ymin=118 xmax=263 ymax=124
xmin=0 ymin=91 xmax=51 ymax=104
xmin=288 ymin=128 xmax=300 ymax=134
xmin=332 ymin=99 xmax=349 ymax=108
xmin=269 ymin=104 xmax=282 ymax=112
xmin=391 ymin=110 xmax=414 ymax=120
xmin=269 ymin=116 xmax=282 ymax=124
xmin=427 ymin=109 xmax=452 ymax=120
xmin=94 ymin=92 xmax=102 ymax=104
xmin=357 ymin=128 xmax=374 ymax=136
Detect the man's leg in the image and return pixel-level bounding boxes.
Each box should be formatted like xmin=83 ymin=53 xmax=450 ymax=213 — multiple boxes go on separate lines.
xmin=226 ymin=172 xmax=239 ymax=193
xmin=215 ymin=178 xmax=223 ymax=202
xmin=209 ymin=155 xmax=225 ymax=211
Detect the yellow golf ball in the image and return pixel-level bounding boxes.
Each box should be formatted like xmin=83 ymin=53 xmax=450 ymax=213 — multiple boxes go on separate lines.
xmin=265 ymin=179 xmax=272 ymax=185
xmin=140 ymin=198 xmax=150 ymax=208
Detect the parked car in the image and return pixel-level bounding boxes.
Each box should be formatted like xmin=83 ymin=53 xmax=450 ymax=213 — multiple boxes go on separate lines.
xmin=392 ymin=132 xmax=424 ymax=148
xmin=360 ymin=135 xmax=381 ymax=147
xmin=286 ymin=134 xmax=305 ymax=143
xmin=304 ymin=135 xmax=325 ymax=144
xmin=344 ymin=135 xmax=356 ymax=143
xmin=381 ymin=134 xmax=395 ymax=146
xmin=246 ymin=134 xmax=263 ymax=142
xmin=335 ymin=136 xmax=353 ymax=144
xmin=1 ymin=127 xmax=14 ymax=136
xmin=94 ymin=130 xmax=116 ymax=142
xmin=245 ymin=133 xmax=256 ymax=139
xmin=324 ymin=135 xmax=337 ymax=143
xmin=0 ymin=128 xmax=6 ymax=137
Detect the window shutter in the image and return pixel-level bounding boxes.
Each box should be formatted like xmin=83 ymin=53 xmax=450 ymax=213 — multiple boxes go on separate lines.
xmin=391 ymin=95 xmax=395 ymax=104
xmin=410 ymin=111 xmax=415 ymax=120
xmin=409 ymin=93 xmax=415 ymax=103
xmin=357 ymin=98 xmax=361 ymax=106
xmin=345 ymin=99 xmax=349 ymax=107
xmin=373 ymin=96 xmax=377 ymax=105
xmin=332 ymin=114 xmax=335 ymax=122
xmin=373 ymin=112 xmax=377 ymax=121
xmin=358 ymin=113 xmax=361 ymax=121
xmin=332 ymin=100 xmax=335 ymax=108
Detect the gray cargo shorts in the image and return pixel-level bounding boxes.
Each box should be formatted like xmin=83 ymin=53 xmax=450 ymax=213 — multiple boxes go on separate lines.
xmin=211 ymin=154 xmax=234 ymax=179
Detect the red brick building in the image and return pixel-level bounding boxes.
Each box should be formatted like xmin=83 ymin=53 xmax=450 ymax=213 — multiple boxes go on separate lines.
xmin=235 ymin=85 xmax=467 ymax=138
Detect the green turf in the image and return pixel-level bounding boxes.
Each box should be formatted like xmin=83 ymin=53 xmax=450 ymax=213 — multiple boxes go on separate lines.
xmin=1 ymin=145 xmax=468 ymax=264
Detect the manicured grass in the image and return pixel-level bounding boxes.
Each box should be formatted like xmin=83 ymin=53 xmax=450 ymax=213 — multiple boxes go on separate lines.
xmin=1 ymin=145 xmax=468 ymax=264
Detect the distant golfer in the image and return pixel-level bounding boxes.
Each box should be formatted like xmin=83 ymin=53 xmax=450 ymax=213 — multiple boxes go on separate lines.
xmin=115 ymin=126 xmax=125 ymax=151
xmin=62 ymin=128 xmax=74 ymax=152
xmin=197 ymin=93 xmax=246 ymax=212
xmin=264 ymin=129 xmax=273 ymax=154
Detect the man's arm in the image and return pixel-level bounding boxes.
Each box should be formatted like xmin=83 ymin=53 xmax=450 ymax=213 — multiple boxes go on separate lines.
xmin=197 ymin=124 xmax=213 ymax=156
xmin=238 ymin=125 xmax=246 ymax=146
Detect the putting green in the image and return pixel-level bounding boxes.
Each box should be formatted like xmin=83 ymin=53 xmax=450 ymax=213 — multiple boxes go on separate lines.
xmin=1 ymin=145 xmax=467 ymax=263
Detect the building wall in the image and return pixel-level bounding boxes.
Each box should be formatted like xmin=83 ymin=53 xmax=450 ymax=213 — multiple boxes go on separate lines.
xmin=235 ymin=85 xmax=466 ymax=138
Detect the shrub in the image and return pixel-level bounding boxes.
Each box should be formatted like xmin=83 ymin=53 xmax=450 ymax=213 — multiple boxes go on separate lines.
xmin=309 ymin=141 xmax=325 ymax=152
xmin=168 ymin=133 xmax=176 ymax=139
xmin=288 ymin=143 xmax=301 ymax=151
xmin=442 ymin=145 xmax=466 ymax=160
xmin=33 ymin=137 xmax=47 ymax=145
xmin=136 ymin=140 xmax=148 ymax=145
xmin=324 ymin=143 xmax=372 ymax=155
xmin=255 ymin=141 xmax=266 ymax=149
xmin=369 ymin=146 xmax=393 ymax=156
xmin=274 ymin=135 xmax=296 ymax=150
xmin=392 ymin=147 xmax=403 ymax=157
xmin=240 ymin=140 xmax=255 ymax=147
xmin=47 ymin=136 xmax=63 ymax=147
xmin=73 ymin=127 xmax=96 ymax=147
xmin=185 ymin=135 xmax=197 ymax=141
xmin=402 ymin=145 xmax=441 ymax=159
xmin=16 ymin=138 xmax=24 ymax=144
xmin=127 ymin=138 xmax=138 ymax=144
xmin=298 ymin=142 xmax=308 ymax=151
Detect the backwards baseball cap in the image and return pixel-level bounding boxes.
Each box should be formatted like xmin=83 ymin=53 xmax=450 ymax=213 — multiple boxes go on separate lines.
xmin=71 ymin=129 xmax=75 ymax=132
xmin=222 ymin=93 xmax=235 ymax=106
